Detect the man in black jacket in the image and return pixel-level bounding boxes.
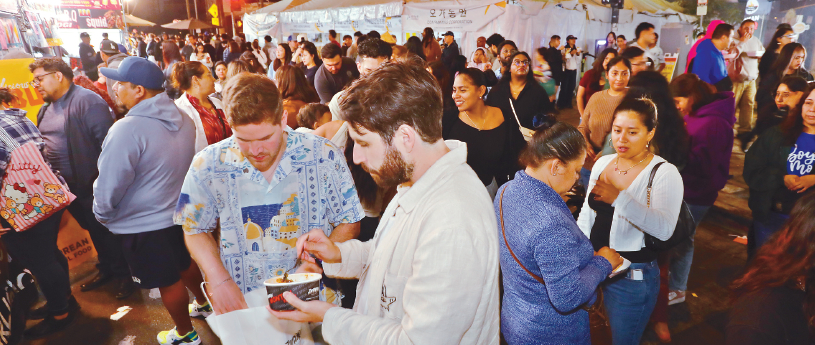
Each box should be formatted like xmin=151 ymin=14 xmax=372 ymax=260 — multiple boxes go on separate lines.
xmin=78 ymin=32 xmax=98 ymax=81
xmin=441 ymin=31 xmax=460 ymax=70
xmin=545 ymin=35 xmax=564 ymax=105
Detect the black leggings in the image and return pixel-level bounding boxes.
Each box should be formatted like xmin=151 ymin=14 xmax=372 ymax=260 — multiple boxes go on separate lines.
xmin=2 ymin=210 xmax=71 ymax=314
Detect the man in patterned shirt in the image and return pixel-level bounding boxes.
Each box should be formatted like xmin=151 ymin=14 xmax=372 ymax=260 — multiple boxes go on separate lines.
xmin=174 ymin=73 xmax=363 ymax=315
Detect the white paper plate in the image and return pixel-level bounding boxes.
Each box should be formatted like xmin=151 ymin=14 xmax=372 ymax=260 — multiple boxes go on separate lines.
xmin=608 ymin=258 xmax=631 ymax=278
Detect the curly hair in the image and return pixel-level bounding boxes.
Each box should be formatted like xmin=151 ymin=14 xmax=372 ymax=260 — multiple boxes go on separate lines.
xmin=28 ymin=57 xmax=73 ymax=80
xmin=0 ymin=87 xmax=16 ymax=106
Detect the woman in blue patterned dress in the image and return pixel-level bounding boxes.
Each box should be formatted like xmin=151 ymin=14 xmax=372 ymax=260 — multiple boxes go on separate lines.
xmin=495 ymin=117 xmax=623 ymax=344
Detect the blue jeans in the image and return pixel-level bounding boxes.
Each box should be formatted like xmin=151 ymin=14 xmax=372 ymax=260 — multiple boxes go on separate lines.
xmin=603 ymin=260 xmax=660 ymax=345
xmin=580 ymin=167 xmax=592 ymax=190
xmin=668 ymin=204 xmax=711 ymax=291
xmin=754 ymin=211 xmax=790 ymax=250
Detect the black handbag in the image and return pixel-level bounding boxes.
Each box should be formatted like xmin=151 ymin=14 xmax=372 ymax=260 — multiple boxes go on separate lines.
xmin=643 ymin=162 xmax=696 ymax=251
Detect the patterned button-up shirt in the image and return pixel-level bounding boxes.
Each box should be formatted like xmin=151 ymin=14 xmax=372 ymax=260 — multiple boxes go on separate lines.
xmin=174 ymin=129 xmax=364 ymax=294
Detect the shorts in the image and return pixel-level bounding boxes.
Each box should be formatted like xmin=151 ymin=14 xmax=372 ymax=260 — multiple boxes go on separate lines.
xmin=119 ymin=225 xmax=192 ymax=289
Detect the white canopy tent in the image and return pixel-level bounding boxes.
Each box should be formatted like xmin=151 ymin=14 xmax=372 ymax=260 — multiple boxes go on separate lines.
xmin=247 ymin=0 xmax=695 ymax=62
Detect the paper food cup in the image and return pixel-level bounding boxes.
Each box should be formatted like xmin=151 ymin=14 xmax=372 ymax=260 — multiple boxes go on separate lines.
xmin=264 ymin=273 xmax=321 ymax=311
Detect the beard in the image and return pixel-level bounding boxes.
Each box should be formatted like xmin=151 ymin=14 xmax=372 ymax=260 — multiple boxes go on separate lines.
xmin=361 ymin=145 xmax=413 ymax=189
xmin=114 ymin=97 xmax=129 ymax=115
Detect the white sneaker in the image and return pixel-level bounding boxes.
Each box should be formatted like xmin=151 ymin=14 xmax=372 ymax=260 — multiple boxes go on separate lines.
xmin=188 ymin=299 xmax=212 ymax=318
xmin=668 ymin=290 xmax=686 ymax=305
xmin=157 ymin=327 xmax=201 ymax=345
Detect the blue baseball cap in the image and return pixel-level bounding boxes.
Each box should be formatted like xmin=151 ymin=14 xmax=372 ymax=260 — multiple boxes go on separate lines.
xmin=100 ymin=56 xmax=165 ymax=90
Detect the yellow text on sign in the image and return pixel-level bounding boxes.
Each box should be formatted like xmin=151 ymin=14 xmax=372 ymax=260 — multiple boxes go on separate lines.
xmin=0 ymin=58 xmax=44 ymax=125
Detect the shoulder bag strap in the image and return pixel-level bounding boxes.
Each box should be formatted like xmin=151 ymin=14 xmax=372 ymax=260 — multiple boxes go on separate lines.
xmin=508 ymin=97 xmax=526 ymax=130
xmin=646 ymin=162 xmax=666 ymax=208
xmin=499 ymin=187 xmax=545 ymax=285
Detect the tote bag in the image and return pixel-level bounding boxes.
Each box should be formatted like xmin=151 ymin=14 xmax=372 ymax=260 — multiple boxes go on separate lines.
xmin=0 ymin=141 xmax=75 ymax=231
xmin=201 ymin=283 xmax=315 ymax=345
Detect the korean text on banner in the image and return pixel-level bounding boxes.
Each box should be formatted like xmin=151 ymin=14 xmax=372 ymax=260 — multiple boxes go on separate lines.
xmin=402 ymin=0 xmax=506 ymax=32
xmin=0 ymin=59 xmax=44 ymax=125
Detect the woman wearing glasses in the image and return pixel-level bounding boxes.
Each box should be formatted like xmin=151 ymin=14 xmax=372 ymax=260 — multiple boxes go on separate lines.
xmin=576 ymin=97 xmax=684 ymax=345
xmin=744 ymin=83 xmax=815 ymax=254
xmin=486 ymin=51 xmax=555 ymax=137
xmin=496 ymin=116 xmax=622 ymax=345
xmin=577 ymin=56 xmax=631 ymax=187
xmin=758 ymin=27 xmax=796 ymax=80
xmin=757 ymin=43 xmax=813 ymax=116
xmin=443 ymin=68 xmax=525 ymax=197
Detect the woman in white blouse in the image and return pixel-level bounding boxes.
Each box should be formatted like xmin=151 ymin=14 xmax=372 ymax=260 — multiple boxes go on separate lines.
xmin=251 ymin=39 xmax=269 ymax=71
xmin=188 ymin=43 xmax=212 ymax=68
xmin=576 ymin=97 xmax=684 ymax=345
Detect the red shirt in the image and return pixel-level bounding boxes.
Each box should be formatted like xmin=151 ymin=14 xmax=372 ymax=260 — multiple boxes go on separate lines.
xmin=187 ymin=94 xmax=232 ymax=145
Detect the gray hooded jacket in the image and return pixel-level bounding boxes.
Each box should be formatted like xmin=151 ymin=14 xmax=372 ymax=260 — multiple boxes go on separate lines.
xmin=93 ymin=92 xmax=196 ymax=234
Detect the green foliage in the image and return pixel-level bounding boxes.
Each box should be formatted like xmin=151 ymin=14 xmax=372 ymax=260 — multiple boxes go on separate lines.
xmin=671 ymin=0 xmax=745 ymax=27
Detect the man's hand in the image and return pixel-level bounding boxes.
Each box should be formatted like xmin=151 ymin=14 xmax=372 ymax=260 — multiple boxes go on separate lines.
xmin=296 ymin=229 xmax=342 ymax=264
xmin=0 ymin=227 xmax=12 ymax=236
xmin=586 ymin=144 xmax=597 ymax=162
xmin=295 ymin=261 xmax=323 ymax=274
xmin=786 ymin=175 xmax=815 ymax=193
xmin=208 ymin=279 xmax=248 ymax=315
xmin=267 ymin=291 xmax=338 ymax=323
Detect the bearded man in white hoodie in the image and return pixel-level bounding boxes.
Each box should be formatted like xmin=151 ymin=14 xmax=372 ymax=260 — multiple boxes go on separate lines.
xmin=270 ymin=58 xmax=501 ymax=345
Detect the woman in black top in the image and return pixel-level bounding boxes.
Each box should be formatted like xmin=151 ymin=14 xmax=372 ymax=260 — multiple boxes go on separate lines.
xmin=443 ymin=68 xmax=525 ymax=193
xmin=757 ymin=43 xmax=814 ymax=113
xmin=299 ymin=41 xmax=322 ymax=88
xmin=487 ymin=51 xmax=554 ymax=131
xmin=728 ymin=191 xmax=815 ymax=345
xmin=758 ymin=27 xmax=795 ymax=80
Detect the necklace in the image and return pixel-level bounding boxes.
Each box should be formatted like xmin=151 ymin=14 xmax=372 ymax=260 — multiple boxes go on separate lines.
xmin=614 ymin=154 xmax=651 ymax=175
xmin=463 ymin=110 xmax=487 ymax=131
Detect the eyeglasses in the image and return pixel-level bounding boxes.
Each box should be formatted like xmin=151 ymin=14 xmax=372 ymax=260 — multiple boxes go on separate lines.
xmin=631 ymin=61 xmax=652 ymax=67
xmin=782 ymin=34 xmax=796 ymax=39
xmin=513 ymin=60 xmax=530 ymax=67
xmin=32 ymin=72 xmax=57 ymax=85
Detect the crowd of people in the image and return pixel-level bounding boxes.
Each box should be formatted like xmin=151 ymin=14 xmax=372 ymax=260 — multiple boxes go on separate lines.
xmin=0 ymin=17 xmax=813 ymax=345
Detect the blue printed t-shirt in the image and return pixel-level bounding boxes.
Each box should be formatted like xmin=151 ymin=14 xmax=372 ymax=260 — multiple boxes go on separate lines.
xmin=788 ymin=132 xmax=815 ymax=176
xmin=174 ymin=129 xmax=364 ymax=294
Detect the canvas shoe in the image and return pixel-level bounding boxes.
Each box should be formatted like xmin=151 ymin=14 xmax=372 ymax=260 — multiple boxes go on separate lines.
xmin=668 ymin=290 xmax=686 ymax=305
xmin=188 ymin=299 xmax=213 ymax=318
xmin=157 ymin=327 xmax=201 ymax=345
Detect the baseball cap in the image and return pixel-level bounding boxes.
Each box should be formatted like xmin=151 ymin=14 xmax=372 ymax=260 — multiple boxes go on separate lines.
xmin=100 ymin=39 xmax=119 ymax=54
xmin=566 ymin=35 xmax=577 ymax=40
xmin=100 ymin=56 xmax=165 ymax=90
xmin=443 ymin=31 xmax=454 ymax=37
xmin=79 ymin=32 xmax=90 ymax=38
xmin=102 ymin=32 xmax=108 ymax=38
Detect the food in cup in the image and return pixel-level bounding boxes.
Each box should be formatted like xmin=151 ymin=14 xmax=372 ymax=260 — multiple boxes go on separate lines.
xmin=265 ymin=273 xmax=321 ymax=311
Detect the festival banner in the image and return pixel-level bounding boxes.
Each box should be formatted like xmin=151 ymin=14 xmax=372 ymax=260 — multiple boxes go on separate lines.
xmin=282 ymin=21 xmax=331 ymax=35
xmin=402 ymin=0 xmax=506 ymax=32
xmin=0 ymin=59 xmax=45 ymax=124
xmin=56 ymin=8 xmax=124 ymax=29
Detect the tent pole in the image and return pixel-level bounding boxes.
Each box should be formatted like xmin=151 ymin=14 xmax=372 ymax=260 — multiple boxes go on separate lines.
xmin=194 ymin=0 xmax=199 ymax=20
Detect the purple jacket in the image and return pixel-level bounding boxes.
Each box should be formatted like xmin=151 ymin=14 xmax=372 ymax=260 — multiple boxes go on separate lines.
xmin=681 ymin=92 xmax=736 ymax=206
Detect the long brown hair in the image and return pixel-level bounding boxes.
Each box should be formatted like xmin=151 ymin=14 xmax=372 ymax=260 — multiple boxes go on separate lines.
xmin=731 ymin=190 xmax=815 ymax=334
xmin=162 ymin=40 xmax=183 ymax=67
xmin=273 ymin=43 xmax=292 ymax=71
xmin=669 ymin=73 xmax=718 ymax=113
xmin=274 ymin=65 xmax=319 ymax=103
xmin=781 ymin=83 xmax=815 ymax=146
